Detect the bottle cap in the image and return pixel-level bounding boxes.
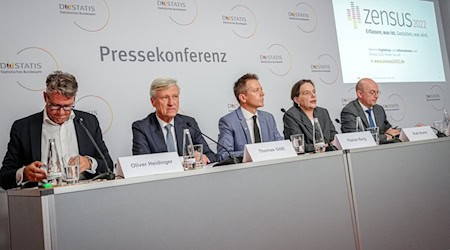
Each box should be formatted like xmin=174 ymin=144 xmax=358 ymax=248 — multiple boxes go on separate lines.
xmin=42 ymin=183 xmax=52 ymax=189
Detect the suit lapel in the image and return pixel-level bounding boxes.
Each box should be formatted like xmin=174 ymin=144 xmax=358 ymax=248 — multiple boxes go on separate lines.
xmin=30 ymin=112 xmax=44 ymax=161
xmin=257 ymin=111 xmax=269 ymax=142
xmin=353 ymin=101 xmax=370 ymax=128
xmin=236 ymin=108 xmax=252 ymax=144
xmin=174 ymin=115 xmax=185 ymax=155
xmin=298 ymin=108 xmax=313 ymax=139
xmin=149 ymin=113 xmax=168 ymax=153
xmin=373 ymin=105 xmax=384 ymax=128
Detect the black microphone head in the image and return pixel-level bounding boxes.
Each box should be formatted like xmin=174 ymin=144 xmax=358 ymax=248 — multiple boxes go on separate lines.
xmin=77 ymin=117 xmax=84 ymax=123
xmin=281 ymin=108 xmax=286 ymax=113
xmin=335 ymin=118 xmax=341 ymax=124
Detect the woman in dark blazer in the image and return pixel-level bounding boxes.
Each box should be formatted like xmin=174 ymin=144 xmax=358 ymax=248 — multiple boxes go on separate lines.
xmin=283 ymin=79 xmax=337 ymax=152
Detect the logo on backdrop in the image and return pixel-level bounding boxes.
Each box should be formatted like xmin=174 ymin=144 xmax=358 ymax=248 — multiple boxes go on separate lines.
xmin=426 ymin=85 xmax=446 ymax=111
xmin=0 ymin=47 xmax=59 ymax=91
xmin=383 ymin=93 xmax=406 ymax=122
xmin=341 ymin=87 xmax=356 ymax=106
xmin=58 ymin=0 xmax=110 ymax=32
xmin=227 ymin=103 xmax=240 ymax=112
xmin=76 ymin=95 xmax=113 ymax=134
xmin=222 ymin=5 xmax=257 ymax=39
xmin=345 ymin=1 xmax=418 ymax=30
xmin=157 ymin=0 xmax=198 ymax=26
xmin=288 ymin=2 xmax=317 ymax=33
xmin=259 ymin=44 xmax=292 ymax=76
xmin=310 ymin=54 xmax=339 ymax=85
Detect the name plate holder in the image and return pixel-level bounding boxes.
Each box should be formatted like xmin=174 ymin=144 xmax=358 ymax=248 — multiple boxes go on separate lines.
xmin=334 ymin=131 xmax=376 ymax=150
xmin=117 ymin=152 xmax=184 ymax=178
xmin=243 ymin=140 xmax=297 ymax=163
xmin=399 ymin=126 xmax=437 ymax=142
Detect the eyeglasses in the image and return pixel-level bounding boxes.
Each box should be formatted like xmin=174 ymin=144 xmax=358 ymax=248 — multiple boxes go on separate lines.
xmin=366 ymin=90 xmax=381 ymax=96
xmin=47 ymin=103 xmax=75 ymax=111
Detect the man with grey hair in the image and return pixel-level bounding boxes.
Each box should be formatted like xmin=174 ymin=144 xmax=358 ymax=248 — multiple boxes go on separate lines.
xmin=0 ymin=71 xmax=113 ymax=190
xmin=132 ymin=77 xmax=216 ymax=163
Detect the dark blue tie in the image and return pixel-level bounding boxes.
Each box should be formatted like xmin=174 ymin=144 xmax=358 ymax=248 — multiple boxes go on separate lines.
xmin=365 ymin=109 xmax=375 ymax=128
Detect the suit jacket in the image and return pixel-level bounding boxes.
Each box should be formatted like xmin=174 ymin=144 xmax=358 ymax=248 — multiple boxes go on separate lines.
xmin=340 ymin=99 xmax=392 ymax=143
xmin=0 ymin=110 xmax=113 ymax=190
xmin=132 ymin=112 xmax=216 ymax=162
xmin=217 ymin=108 xmax=283 ymax=162
xmin=283 ymin=105 xmax=337 ymax=153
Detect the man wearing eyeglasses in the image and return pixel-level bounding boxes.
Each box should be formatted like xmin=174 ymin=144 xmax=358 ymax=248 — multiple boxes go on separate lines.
xmin=340 ymin=78 xmax=401 ymax=143
xmin=0 ymin=71 xmax=113 ymax=190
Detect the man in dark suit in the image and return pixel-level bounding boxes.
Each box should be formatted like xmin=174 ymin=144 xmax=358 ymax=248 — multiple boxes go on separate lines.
xmin=132 ymin=77 xmax=216 ymax=163
xmin=340 ymin=78 xmax=401 ymax=143
xmin=0 ymin=71 xmax=113 ymax=190
xmin=217 ymin=73 xmax=283 ymax=162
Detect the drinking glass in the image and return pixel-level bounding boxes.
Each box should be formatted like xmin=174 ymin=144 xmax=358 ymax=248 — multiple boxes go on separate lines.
xmin=290 ymin=134 xmax=305 ymax=154
xmin=63 ymin=155 xmax=80 ymax=184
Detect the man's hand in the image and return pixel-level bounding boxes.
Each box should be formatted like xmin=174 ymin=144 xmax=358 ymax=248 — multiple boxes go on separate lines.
xmin=23 ymin=161 xmax=47 ymax=183
xmin=79 ymin=156 xmax=92 ymax=173
xmin=385 ymin=128 xmax=401 ymax=140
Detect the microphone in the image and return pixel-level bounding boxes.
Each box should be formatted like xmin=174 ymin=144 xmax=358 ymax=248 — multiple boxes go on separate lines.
xmin=77 ymin=118 xmax=115 ymax=180
xmin=186 ymin=122 xmax=240 ymax=166
xmin=281 ymin=108 xmax=336 ymax=151
xmin=430 ymin=126 xmax=447 ymax=138
xmin=335 ymin=118 xmax=341 ymax=124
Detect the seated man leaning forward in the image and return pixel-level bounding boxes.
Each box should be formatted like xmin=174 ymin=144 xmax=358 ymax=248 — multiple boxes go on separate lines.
xmin=340 ymin=78 xmax=401 ymax=143
xmin=132 ymin=77 xmax=216 ymax=164
xmin=0 ymin=71 xmax=113 ymax=190
xmin=217 ymin=73 xmax=283 ymax=162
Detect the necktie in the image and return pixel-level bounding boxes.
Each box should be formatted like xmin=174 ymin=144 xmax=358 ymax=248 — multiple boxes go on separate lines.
xmin=165 ymin=124 xmax=176 ymax=152
xmin=365 ymin=109 xmax=375 ymax=128
xmin=252 ymin=115 xmax=261 ymax=143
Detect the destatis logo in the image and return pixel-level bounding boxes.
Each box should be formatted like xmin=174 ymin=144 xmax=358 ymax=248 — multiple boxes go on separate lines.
xmin=76 ymin=95 xmax=113 ymax=134
xmin=0 ymin=47 xmax=59 ymax=91
xmin=58 ymin=0 xmax=110 ymax=32
xmin=383 ymin=93 xmax=406 ymax=122
xmin=310 ymin=54 xmax=339 ymax=85
xmin=288 ymin=2 xmax=317 ymax=33
xmin=157 ymin=0 xmax=198 ymax=26
xmin=259 ymin=44 xmax=292 ymax=76
xmin=222 ymin=5 xmax=257 ymax=39
xmin=426 ymin=85 xmax=446 ymax=111
xmin=346 ymin=1 xmax=414 ymax=29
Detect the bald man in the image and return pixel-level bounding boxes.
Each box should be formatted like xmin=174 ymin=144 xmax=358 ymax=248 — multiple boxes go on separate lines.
xmin=340 ymin=78 xmax=400 ymax=143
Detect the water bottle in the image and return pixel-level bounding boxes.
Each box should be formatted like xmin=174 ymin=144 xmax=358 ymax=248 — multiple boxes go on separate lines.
xmin=312 ymin=118 xmax=326 ymax=153
xmin=182 ymin=129 xmax=195 ymax=170
xmin=443 ymin=109 xmax=449 ymax=127
xmin=46 ymin=138 xmax=63 ymax=185
xmin=355 ymin=116 xmax=365 ymax=132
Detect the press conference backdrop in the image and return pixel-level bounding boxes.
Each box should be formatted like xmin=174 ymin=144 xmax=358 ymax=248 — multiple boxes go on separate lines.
xmin=0 ymin=0 xmax=449 ymax=164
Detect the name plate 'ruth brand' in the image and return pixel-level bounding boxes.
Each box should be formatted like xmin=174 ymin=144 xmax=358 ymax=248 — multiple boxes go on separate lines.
xmin=117 ymin=152 xmax=184 ymax=178
xmin=334 ymin=131 xmax=377 ymax=150
xmin=399 ymin=126 xmax=437 ymax=142
xmin=243 ymin=140 xmax=297 ymax=163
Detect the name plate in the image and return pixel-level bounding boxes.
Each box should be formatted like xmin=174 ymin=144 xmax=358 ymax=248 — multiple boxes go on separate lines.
xmin=117 ymin=152 xmax=184 ymax=178
xmin=334 ymin=131 xmax=376 ymax=150
xmin=399 ymin=126 xmax=437 ymax=142
xmin=243 ymin=140 xmax=297 ymax=163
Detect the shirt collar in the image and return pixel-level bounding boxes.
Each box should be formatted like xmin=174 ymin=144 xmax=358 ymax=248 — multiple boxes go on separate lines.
xmin=43 ymin=108 xmax=75 ymax=126
xmin=156 ymin=114 xmax=175 ymax=128
xmin=358 ymin=100 xmax=372 ymax=112
xmin=240 ymin=106 xmax=257 ymax=120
